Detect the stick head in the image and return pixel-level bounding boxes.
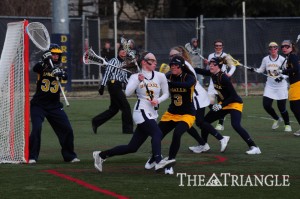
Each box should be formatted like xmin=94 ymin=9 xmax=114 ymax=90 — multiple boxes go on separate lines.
xmin=26 ymin=22 xmax=50 ymax=51
xmin=225 ymin=54 xmax=241 ymax=66
xmin=159 ymin=63 xmax=170 ymax=74
xmin=83 ymin=48 xmax=106 ymax=65
xmin=296 ymin=34 xmax=300 ymax=43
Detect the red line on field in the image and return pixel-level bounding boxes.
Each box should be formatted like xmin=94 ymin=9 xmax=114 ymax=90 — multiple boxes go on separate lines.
xmin=183 ymin=155 xmax=228 ymax=165
xmin=43 ymin=169 xmax=129 ymax=199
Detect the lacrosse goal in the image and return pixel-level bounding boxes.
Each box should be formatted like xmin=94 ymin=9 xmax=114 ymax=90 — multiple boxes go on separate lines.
xmin=0 ymin=20 xmax=30 ymax=163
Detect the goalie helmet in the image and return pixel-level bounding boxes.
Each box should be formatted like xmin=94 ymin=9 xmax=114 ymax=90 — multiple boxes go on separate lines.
xmin=49 ymin=43 xmax=63 ymax=64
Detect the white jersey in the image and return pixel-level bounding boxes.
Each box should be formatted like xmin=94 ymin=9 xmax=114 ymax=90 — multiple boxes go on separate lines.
xmin=125 ymin=70 xmax=169 ymax=124
xmin=256 ymin=55 xmax=288 ymax=100
xmin=185 ymin=61 xmax=210 ymax=109
xmin=207 ymin=52 xmax=236 ymax=95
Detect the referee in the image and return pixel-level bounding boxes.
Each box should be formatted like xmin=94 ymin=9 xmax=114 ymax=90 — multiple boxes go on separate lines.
xmin=92 ymin=45 xmax=133 ymax=134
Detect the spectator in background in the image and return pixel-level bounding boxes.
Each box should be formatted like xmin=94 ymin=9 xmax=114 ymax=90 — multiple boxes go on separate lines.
xmin=100 ymin=41 xmax=115 ymax=77
xmin=185 ymin=38 xmax=204 ymax=85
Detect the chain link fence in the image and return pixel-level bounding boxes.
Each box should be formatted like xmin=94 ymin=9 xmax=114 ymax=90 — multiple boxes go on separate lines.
xmin=1 ymin=16 xmax=300 ymax=94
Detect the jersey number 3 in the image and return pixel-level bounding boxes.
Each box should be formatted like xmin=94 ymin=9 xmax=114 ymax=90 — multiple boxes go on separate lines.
xmin=174 ymin=94 xmax=183 ymax=106
xmin=41 ymin=79 xmax=59 ymax=93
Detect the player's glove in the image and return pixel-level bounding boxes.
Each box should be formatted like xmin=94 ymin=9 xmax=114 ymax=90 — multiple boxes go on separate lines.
xmin=247 ymin=67 xmax=255 ymax=72
xmin=42 ymin=50 xmax=52 ymax=65
xmin=98 ymin=85 xmax=105 ymax=95
xmin=51 ymin=68 xmax=64 ymax=78
xmin=275 ymin=76 xmax=284 ymax=83
xmin=273 ymin=70 xmax=282 ymax=76
xmin=212 ymin=104 xmax=222 ymax=112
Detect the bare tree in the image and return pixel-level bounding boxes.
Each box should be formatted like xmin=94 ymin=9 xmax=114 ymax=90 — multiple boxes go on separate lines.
xmin=0 ymin=0 xmax=51 ymax=16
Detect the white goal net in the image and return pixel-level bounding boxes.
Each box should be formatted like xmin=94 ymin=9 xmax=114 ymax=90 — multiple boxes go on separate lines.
xmin=0 ymin=20 xmax=30 ymax=163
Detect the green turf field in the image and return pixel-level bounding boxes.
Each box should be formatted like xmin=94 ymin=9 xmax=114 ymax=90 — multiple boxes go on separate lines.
xmin=0 ymin=96 xmax=299 ymax=199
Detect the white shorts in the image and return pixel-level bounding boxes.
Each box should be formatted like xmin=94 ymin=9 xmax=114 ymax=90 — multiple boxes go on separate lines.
xmin=263 ymin=85 xmax=288 ymax=100
xmin=132 ymin=109 xmax=158 ymax=125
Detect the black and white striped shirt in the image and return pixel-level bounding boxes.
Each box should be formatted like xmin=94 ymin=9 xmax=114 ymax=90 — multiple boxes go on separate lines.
xmin=101 ymin=56 xmax=129 ymax=86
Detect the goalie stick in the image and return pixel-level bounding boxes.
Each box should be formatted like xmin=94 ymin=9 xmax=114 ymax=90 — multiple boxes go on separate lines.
xmin=82 ymin=48 xmax=132 ymax=74
xmin=26 ymin=22 xmax=70 ymax=107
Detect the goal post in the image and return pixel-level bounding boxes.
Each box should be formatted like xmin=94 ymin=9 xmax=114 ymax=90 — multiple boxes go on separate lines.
xmin=0 ymin=20 xmax=30 ymax=164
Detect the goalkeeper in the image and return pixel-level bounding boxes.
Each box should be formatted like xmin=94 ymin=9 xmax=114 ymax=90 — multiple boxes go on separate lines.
xmin=28 ymin=44 xmax=79 ymax=164
xmin=195 ymin=57 xmax=261 ymax=155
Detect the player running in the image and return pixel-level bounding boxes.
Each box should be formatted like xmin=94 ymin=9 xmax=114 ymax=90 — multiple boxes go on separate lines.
xmin=195 ymin=57 xmax=261 ymax=155
xmin=93 ymin=52 xmax=175 ymax=172
xmin=168 ymin=46 xmax=229 ymax=154
xmin=205 ymin=40 xmax=236 ymax=131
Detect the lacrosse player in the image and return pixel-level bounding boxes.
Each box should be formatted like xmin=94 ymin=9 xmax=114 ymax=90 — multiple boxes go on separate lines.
xmin=92 ymin=45 xmax=134 ymax=134
xmin=195 ymin=57 xmax=261 ymax=155
xmin=92 ymin=52 xmax=175 ymax=173
xmin=168 ymin=46 xmax=229 ymax=154
xmin=206 ymin=40 xmax=236 ymax=131
xmin=280 ymin=40 xmax=300 ymax=136
xmin=248 ymin=42 xmax=291 ymax=132
xmin=29 ymin=44 xmax=79 ymax=164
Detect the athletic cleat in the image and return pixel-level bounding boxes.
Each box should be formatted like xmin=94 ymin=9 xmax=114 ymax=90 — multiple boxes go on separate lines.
xmin=246 ymin=146 xmax=261 ymax=155
xmin=215 ymin=124 xmax=224 ymax=131
xmin=272 ymin=118 xmax=282 ymax=130
xmin=165 ymin=167 xmax=174 ymax=175
xmin=155 ymin=159 xmax=176 ymax=172
xmin=220 ymin=136 xmax=230 ymax=152
xmin=145 ymin=158 xmax=156 ymax=170
xmin=93 ymin=151 xmax=105 ymax=172
xmin=293 ymin=129 xmax=300 ymax=137
xmin=70 ymin=158 xmax=80 ymax=163
xmin=28 ymin=159 xmax=36 ymax=164
xmin=284 ymin=125 xmax=292 ymax=132
xmin=189 ymin=143 xmax=210 ymax=153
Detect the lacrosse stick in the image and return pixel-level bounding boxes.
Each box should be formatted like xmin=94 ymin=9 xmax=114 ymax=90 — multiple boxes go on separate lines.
xmin=120 ymin=36 xmax=157 ymax=109
xmin=26 ymin=22 xmax=69 ymax=107
xmin=159 ymin=63 xmax=170 ymax=74
xmin=82 ymin=48 xmax=132 ymax=74
xmin=296 ymin=34 xmax=300 ymax=43
xmin=185 ymin=42 xmax=206 ymax=60
xmin=224 ymin=54 xmax=280 ymax=79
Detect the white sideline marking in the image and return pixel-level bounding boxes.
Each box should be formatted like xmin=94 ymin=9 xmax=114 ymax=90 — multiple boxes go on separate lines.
xmin=248 ymin=115 xmax=297 ymax=123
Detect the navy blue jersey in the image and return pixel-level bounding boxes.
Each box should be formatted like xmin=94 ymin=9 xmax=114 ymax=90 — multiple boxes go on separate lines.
xmin=282 ymin=53 xmax=300 ymax=84
xmin=195 ymin=68 xmax=242 ymax=107
xmin=166 ymin=72 xmax=196 ymax=115
xmin=31 ymin=62 xmax=67 ymax=108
